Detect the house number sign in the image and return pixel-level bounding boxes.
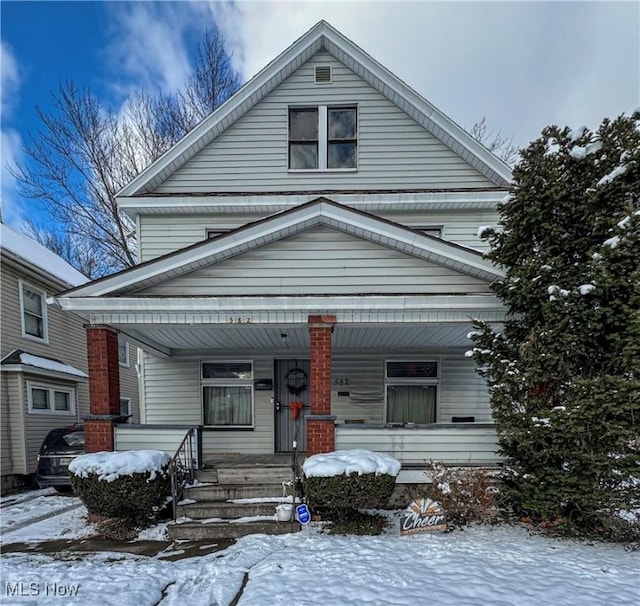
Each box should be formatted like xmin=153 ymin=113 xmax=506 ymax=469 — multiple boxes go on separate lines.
xmin=227 ymin=317 xmax=252 ymax=324
xmin=333 ymin=378 xmax=350 ymax=385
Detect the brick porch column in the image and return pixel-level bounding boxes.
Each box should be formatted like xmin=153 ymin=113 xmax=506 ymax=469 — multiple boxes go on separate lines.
xmin=85 ymin=326 xmax=121 ymax=453
xmin=307 ymin=315 xmax=336 ymax=456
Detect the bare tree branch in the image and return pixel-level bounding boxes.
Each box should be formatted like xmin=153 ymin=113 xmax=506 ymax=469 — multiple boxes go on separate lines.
xmin=469 ymin=117 xmax=520 ymax=168
xmin=12 ymin=31 xmax=240 ymax=278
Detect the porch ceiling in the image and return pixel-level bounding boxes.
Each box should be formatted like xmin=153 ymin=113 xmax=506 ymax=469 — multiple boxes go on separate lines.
xmin=113 ymin=322 xmax=482 ymax=353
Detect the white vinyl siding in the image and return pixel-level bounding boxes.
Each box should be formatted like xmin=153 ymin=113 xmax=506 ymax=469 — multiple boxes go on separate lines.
xmin=140 ymin=347 xmax=491 ymax=457
xmin=330 ymin=349 xmax=491 ymax=425
xmin=114 ymin=426 xmax=198 ymax=461
xmin=141 ymin=353 xmax=274 ymax=455
xmin=137 ymin=210 xmax=498 ymax=262
xmin=154 ymin=51 xmax=494 ymax=193
xmin=335 ymin=425 xmax=500 ymax=465
xmin=139 ymin=226 xmax=491 ymax=297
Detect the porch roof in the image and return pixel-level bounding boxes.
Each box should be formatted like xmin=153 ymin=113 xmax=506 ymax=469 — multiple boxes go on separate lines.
xmin=56 ymin=294 xmax=504 ymax=356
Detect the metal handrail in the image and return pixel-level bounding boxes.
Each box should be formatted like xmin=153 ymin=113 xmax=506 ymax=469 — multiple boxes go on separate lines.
xmin=169 ymin=427 xmax=198 ymax=521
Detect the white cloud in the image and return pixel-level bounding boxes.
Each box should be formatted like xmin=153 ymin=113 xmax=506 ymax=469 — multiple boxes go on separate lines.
xmin=208 ymin=1 xmax=640 ymax=149
xmin=0 ymin=41 xmax=26 ymax=227
xmin=104 ymin=2 xmax=208 ymax=95
xmin=1 ymin=127 xmax=27 ymax=228
xmin=1 ymin=40 xmax=21 ymax=116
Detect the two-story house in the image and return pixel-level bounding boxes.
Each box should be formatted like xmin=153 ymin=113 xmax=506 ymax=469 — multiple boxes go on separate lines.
xmin=0 ymin=222 xmax=140 ymax=490
xmin=54 ymin=21 xmax=510 ymax=468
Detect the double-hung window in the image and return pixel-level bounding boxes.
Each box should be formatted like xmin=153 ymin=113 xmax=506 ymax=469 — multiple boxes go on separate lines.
xmin=28 ymin=381 xmax=76 ymax=415
xmin=289 ymin=106 xmax=357 ymax=170
xmin=201 ymin=361 xmax=254 ymax=428
xmin=20 ymin=281 xmax=48 ymax=342
xmin=385 ymin=361 xmax=439 ymax=424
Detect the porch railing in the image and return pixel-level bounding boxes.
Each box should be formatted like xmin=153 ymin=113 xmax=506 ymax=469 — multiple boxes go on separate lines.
xmin=169 ymin=427 xmax=199 ymax=521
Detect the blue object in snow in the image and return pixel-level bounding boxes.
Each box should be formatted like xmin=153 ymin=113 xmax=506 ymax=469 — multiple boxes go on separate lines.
xmin=296 ymin=504 xmax=311 ymax=525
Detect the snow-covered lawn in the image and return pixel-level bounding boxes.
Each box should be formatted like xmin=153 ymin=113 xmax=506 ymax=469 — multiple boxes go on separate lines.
xmin=1 ymin=493 xmax=638 ymax=605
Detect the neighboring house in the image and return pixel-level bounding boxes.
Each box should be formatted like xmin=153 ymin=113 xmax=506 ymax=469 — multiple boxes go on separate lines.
xmin=0 ymin=223 xmax=139 ymax=489
xmin=55 ymin=21 xmax=510 ymax=467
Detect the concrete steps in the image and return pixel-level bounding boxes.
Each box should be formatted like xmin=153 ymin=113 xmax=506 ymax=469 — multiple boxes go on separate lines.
xmin=167 ymin=463 xmax=301 ymax=541
xmin=185 ymin=483 xmax=289 ymax=501
xmin=178 ymin=500 xmax=283 ymax=520
xmin=169 ymin=520 xmax=300 ymax=540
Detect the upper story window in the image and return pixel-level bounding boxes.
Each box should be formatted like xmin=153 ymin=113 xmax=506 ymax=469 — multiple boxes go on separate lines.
xmin=289 ymin=106 xmax=357 ymax=170
xmin=20 ymin=280 xmax=48 ymax=343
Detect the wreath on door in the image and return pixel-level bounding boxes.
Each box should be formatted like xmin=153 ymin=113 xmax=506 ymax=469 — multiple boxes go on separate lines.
xmin=285 ymin=367 xmax=308 ymax=395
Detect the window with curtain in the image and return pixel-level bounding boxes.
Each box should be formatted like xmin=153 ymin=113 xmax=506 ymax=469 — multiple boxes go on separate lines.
xmin=385 ymin=361 xmax=438 ymax=424
xmin=201 ymin=361 xmax=253 ymax=427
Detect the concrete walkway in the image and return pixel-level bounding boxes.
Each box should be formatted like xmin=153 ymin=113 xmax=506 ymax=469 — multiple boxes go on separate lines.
xmin=1 ymin=537 xmax=235 ymax=561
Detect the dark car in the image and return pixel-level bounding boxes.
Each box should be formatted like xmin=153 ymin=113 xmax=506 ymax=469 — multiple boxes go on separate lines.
xmin=35 ymin=426 xmax=84 ymax=491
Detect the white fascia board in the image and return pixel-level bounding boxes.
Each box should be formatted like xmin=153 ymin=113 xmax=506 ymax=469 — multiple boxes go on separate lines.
xmin=117 ymin=26 xmax=325 ymax=198
xmin=57 ymin=294 xmax=504 ymax=314
xmin=117 ymin=191 xmax=508 ymax=218
xmin=0 ymin=364 xmax=88 ymax=382
xmin=67 ymin=200 xmax=502 ymax=297
xmin=117 ymin=21 xmax=510 ymax=198
xmin=68 ymin=212 xmax=312 ymax=296
xmin=318 ymin=203 xmax=504 ymax=281
xmin=321 ymin=28 xmax=512 ymax=185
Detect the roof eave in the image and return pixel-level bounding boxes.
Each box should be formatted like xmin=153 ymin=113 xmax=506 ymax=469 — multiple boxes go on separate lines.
xmin=116 ymin=21 xmax=512 ymax=199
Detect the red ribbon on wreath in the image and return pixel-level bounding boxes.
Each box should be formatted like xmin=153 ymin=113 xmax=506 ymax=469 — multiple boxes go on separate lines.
xmin=290 ymin=401 xmax=304 ymax=420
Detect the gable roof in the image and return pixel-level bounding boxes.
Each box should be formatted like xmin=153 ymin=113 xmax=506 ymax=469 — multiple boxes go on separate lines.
xmin=118 ymin=21 xmax=511 ymax=198
xmin=0 ymin=222 xmax=88 ymax=287
xmin=59 ymin=198 xmax=504 ymax=299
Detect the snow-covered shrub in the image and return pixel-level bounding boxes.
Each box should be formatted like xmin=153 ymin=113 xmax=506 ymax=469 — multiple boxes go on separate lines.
xmin=424 ymin=461 xmax=501 ymax=526
xmin=302 ymin=450 xmax=400 ymax=511
xmin=70 ymin=450 xmax=171 ymax=527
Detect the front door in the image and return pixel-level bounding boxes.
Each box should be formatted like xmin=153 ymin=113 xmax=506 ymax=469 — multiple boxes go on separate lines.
xmin=274 ymin=359 xmax=310 ymax=453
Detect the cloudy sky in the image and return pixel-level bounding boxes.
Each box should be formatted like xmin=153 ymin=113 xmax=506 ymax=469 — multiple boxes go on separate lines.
xmin=1 ymin=1 xmax=638 ymax=229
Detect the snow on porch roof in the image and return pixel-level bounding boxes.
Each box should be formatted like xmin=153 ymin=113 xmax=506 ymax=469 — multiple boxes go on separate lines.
xmin=56 ymin=197 xmax=505 ymax=299
xmin=1 ymin=349 xmax=88 ymax=379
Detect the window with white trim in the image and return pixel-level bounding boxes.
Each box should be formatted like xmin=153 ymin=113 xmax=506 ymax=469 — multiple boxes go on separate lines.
xmin=201 ymin=361 xmax=254 ymax=428
xmin=385 ymin=361 xmax=438 ymax=424
xmin=28 ymin=381 xmax=76 ymax=415
xmin=288 ymin=106 xmax=357 ymax=170
xmin=118 ymin=338 xmax=129 ymax=367
xmin=20 ymin=281 xmax=48 ymax=342
xmin=120 ymin=398 xmax=131 ymax=421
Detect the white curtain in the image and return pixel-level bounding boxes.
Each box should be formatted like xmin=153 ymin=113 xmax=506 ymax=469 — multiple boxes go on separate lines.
xmin=387 ymin=385 xmax=436 ymax=424
xmin=203 ymin=386 xmax=252 ymax=425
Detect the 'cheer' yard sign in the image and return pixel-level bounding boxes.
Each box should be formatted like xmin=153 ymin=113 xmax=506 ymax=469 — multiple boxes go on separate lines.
xmin=400 ymin=498 xmax=447 ymax=536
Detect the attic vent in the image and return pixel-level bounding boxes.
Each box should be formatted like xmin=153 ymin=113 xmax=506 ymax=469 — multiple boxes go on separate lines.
xmin=314 ymin=65 xmax=332 ymax=84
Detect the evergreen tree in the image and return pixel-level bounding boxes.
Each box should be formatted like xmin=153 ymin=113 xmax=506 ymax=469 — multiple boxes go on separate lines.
xmin=469 ymin=111 xmax=640 ymax=538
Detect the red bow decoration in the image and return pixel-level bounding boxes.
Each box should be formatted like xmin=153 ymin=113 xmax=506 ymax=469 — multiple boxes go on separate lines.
xmin=290 ymin=401 xmax=304 ymax=420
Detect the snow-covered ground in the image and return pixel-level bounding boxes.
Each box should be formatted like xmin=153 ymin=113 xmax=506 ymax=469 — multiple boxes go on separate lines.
xmin=1 ymin=492 xmax=638 ymax=605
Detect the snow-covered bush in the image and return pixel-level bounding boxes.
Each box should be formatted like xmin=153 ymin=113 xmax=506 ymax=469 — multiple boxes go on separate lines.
xmin=302 ymin=450 xmax=400 ymax=511
xmin=70 ymin=450 xmax=171 ymax=527
xmin=425 ymin=461 xmax=501 ymax=526
xmin=469 ymin=111 xmax=640 ymax=539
